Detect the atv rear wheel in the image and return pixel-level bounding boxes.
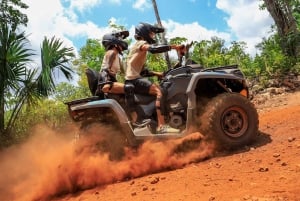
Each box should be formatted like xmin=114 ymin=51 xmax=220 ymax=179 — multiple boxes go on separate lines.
xmin=198 ymin=93 xmax=259 ymax=150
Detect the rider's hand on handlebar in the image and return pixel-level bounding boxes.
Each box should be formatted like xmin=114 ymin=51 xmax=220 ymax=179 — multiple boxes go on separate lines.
xmin=171 ymin=44 xmax=186 ymax=56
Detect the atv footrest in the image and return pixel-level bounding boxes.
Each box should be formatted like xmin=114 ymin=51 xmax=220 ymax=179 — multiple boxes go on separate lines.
xmin=133 ymin=126 xmax=185 ymax=139
xmin=133 ymin=126 xmax=153 ymax=137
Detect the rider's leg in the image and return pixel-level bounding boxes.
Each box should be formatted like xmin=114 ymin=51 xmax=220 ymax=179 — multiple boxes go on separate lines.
xmin=124 ymin=82 xmax=139 ymax=123
xmin=102 ymin=82 xmax=124 ymax=94
xmin=149 ymin=84 xmax=164 ymax=128
xmin=101 ymin=73 xmax=124 ymax=94
xmin=149 ymin=83 xmax=179 ymax=133
xmin=124 ymin=82 xmax=135 ymax=107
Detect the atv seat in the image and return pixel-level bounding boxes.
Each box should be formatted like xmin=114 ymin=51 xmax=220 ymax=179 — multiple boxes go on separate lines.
xmin=86 ymin=68 xmax=99 ymax=95
xmin=85 ymin=68 xmax=123 ymax=96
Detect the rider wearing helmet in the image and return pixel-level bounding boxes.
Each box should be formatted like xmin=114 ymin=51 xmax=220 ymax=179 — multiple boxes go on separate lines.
xmin=125 ymin=22 xmax=185 ymax=134
xmin=98 ymin=30 xmax=129 ymax=94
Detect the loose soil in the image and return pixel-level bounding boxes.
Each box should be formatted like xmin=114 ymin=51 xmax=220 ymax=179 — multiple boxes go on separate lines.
xmin=0 ymin=91 xmax=299 ymax=201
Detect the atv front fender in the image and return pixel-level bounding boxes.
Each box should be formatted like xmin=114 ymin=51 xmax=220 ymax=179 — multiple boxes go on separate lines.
xmin=185 ymin=71 xmax=247 ymax=131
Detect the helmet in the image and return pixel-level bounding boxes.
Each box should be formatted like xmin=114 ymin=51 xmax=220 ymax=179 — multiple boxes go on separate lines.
xmin=102 ymin=30 xmax=129 ymax=52
xmin=135 ymin=22 xmax=164 ymax=44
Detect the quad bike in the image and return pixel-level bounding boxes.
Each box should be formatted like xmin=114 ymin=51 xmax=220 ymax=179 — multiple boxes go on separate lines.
xmin=65 ymin=43 xmax=259 ymax=158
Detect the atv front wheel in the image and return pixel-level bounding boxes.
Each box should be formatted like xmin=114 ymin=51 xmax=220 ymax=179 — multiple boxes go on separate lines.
xmin=198 ymin=93 xmax=259 ymax=150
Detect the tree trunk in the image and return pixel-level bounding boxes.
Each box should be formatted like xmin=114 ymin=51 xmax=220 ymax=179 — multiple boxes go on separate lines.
xmin=0 ymin=92 xmax=4 ymax=135
xmin=151 ymin=0 xmax=172 ymax=69
xmin=263 ymin=0 xmax=300 ymax=57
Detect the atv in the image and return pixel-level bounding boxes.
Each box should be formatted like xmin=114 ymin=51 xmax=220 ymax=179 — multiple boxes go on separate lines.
xmin=65 ymin=43 xmax=259 ymax=158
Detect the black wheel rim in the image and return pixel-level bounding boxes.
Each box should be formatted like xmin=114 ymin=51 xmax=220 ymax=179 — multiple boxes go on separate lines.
xmin=221 ymin=106 xmax=248 ymax=138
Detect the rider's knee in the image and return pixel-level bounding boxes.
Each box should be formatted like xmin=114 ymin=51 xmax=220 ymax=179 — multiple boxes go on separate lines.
xmin=150 ymin=84 xmax=162 ymax=98
xmin=124 ymin=83 xmax=134 ymax=94
xmin=124 ymin=83 xmax=135 ymax=107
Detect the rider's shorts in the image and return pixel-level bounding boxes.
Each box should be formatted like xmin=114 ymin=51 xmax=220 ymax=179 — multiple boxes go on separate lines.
xmin=125 ymin=78 xmax=152 ymax=94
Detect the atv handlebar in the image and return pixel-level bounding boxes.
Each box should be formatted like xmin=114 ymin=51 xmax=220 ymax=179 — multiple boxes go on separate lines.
xmin=174 ymin=41 xmax=193 ymax=68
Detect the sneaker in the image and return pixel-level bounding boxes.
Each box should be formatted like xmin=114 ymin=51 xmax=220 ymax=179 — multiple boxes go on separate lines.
xmin=157 ymin=125 xmax=180 ymax=134
xmin=132 ymin=119 xmax=151 ymax=128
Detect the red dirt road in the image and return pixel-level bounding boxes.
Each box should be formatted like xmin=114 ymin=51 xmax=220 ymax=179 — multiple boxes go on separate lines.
xmin=55 ymin=91 xmax=300 ymax=201
xmin=0 ymin=91 xmax=299 ymax=201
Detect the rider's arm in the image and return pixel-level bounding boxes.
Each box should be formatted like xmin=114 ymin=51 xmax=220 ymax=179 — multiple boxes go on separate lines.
xmin=140 ymin=44 xmax=184 ymax=54
xmin=139 ymin=44 xmax=185 ymax=78
xmin=106 ymin=50 xmax=117 ymax=71
xmin=147 ymin=45 xmax=171 ymax=53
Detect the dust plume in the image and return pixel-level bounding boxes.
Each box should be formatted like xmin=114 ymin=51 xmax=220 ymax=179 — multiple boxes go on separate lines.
xmin=0 ymin=124 xmax=215 ymax=201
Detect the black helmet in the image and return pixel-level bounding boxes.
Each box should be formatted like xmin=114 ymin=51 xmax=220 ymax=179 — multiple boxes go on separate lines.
xmin=102 ymin=30 xmax=129 ymax=52
xmin=135 ymin=22 xmax=164 ymax=44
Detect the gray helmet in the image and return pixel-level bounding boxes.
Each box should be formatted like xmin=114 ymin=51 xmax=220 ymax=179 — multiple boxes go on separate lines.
xmin=102 ymin=30 xmax=129 ymax=52
xmin=134 ymin=22 xmax=164 ymax=44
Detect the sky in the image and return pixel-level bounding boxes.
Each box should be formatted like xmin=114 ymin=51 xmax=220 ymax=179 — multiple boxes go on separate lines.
xmin=21 ymin=0 xmax=275 ymax=59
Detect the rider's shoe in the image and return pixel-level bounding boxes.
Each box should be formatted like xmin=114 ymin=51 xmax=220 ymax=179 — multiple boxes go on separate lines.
xmin=157 ymin=125 xmax=180 ymax=134
xmin=132 ymin=119 xmax=151 ymax=128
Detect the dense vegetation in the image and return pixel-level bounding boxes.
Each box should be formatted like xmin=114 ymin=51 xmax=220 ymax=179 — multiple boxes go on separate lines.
xmin=0 ymin=0 xmax=299 ymax=147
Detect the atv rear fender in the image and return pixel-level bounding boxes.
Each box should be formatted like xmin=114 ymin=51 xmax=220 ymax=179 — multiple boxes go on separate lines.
xmin=68 ymin=99 xmax=138 ymax=146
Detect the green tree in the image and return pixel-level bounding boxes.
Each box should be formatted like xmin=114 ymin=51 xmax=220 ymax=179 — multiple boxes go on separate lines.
xmin=73 ymin=39 xmax=105 ymax=91
xmin=53 ymin=82 xmax=87 ymax=103
xmin=262 ymin=0 xmax=300 ymax=58
xmin=255 ymin=34 xmax=297 ymax=77
xmin=228 ymin=41 xmax=253 ymax=76
xmin=77 ymin=39 xmax=104 ymax=71
xmin=0 ymin=0 xmax=28 ymax=30
xmin=12 ymin=98 xmax=70 ymax=142
xmin=192 ymin=37 xmax=229 ymax=67
xmin=190 ymin=37 xmax=256 ymax=78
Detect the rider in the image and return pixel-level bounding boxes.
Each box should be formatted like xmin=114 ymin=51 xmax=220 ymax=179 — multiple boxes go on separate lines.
xmin=125 ymin=22 xmax=185 ymax=134
xmin=98 ymin=31 xmax=129 ymax=94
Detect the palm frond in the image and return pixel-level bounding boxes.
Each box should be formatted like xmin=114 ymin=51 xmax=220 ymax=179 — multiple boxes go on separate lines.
xmin=37 ymin=36 xmax=75 ymax=96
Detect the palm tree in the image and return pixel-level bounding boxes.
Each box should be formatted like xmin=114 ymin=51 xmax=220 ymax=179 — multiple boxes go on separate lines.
xmin=37 ymin=36 xmax=75 ymax=97
xmin=0 ymin=22 xmax=75 ymax=137
xmin=0 ymin=22 xmax=34 ymax=135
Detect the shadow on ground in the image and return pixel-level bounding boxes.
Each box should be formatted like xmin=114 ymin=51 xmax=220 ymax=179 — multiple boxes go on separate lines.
xmin=215 ymin=131 xmax=272 ymax=158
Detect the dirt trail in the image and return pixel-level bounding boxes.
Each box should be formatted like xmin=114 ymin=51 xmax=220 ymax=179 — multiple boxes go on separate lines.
xmin=0 ymin=91 xmax=299 ymax=201
xmin=57 ymin=91 xmax=300 ymax=201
